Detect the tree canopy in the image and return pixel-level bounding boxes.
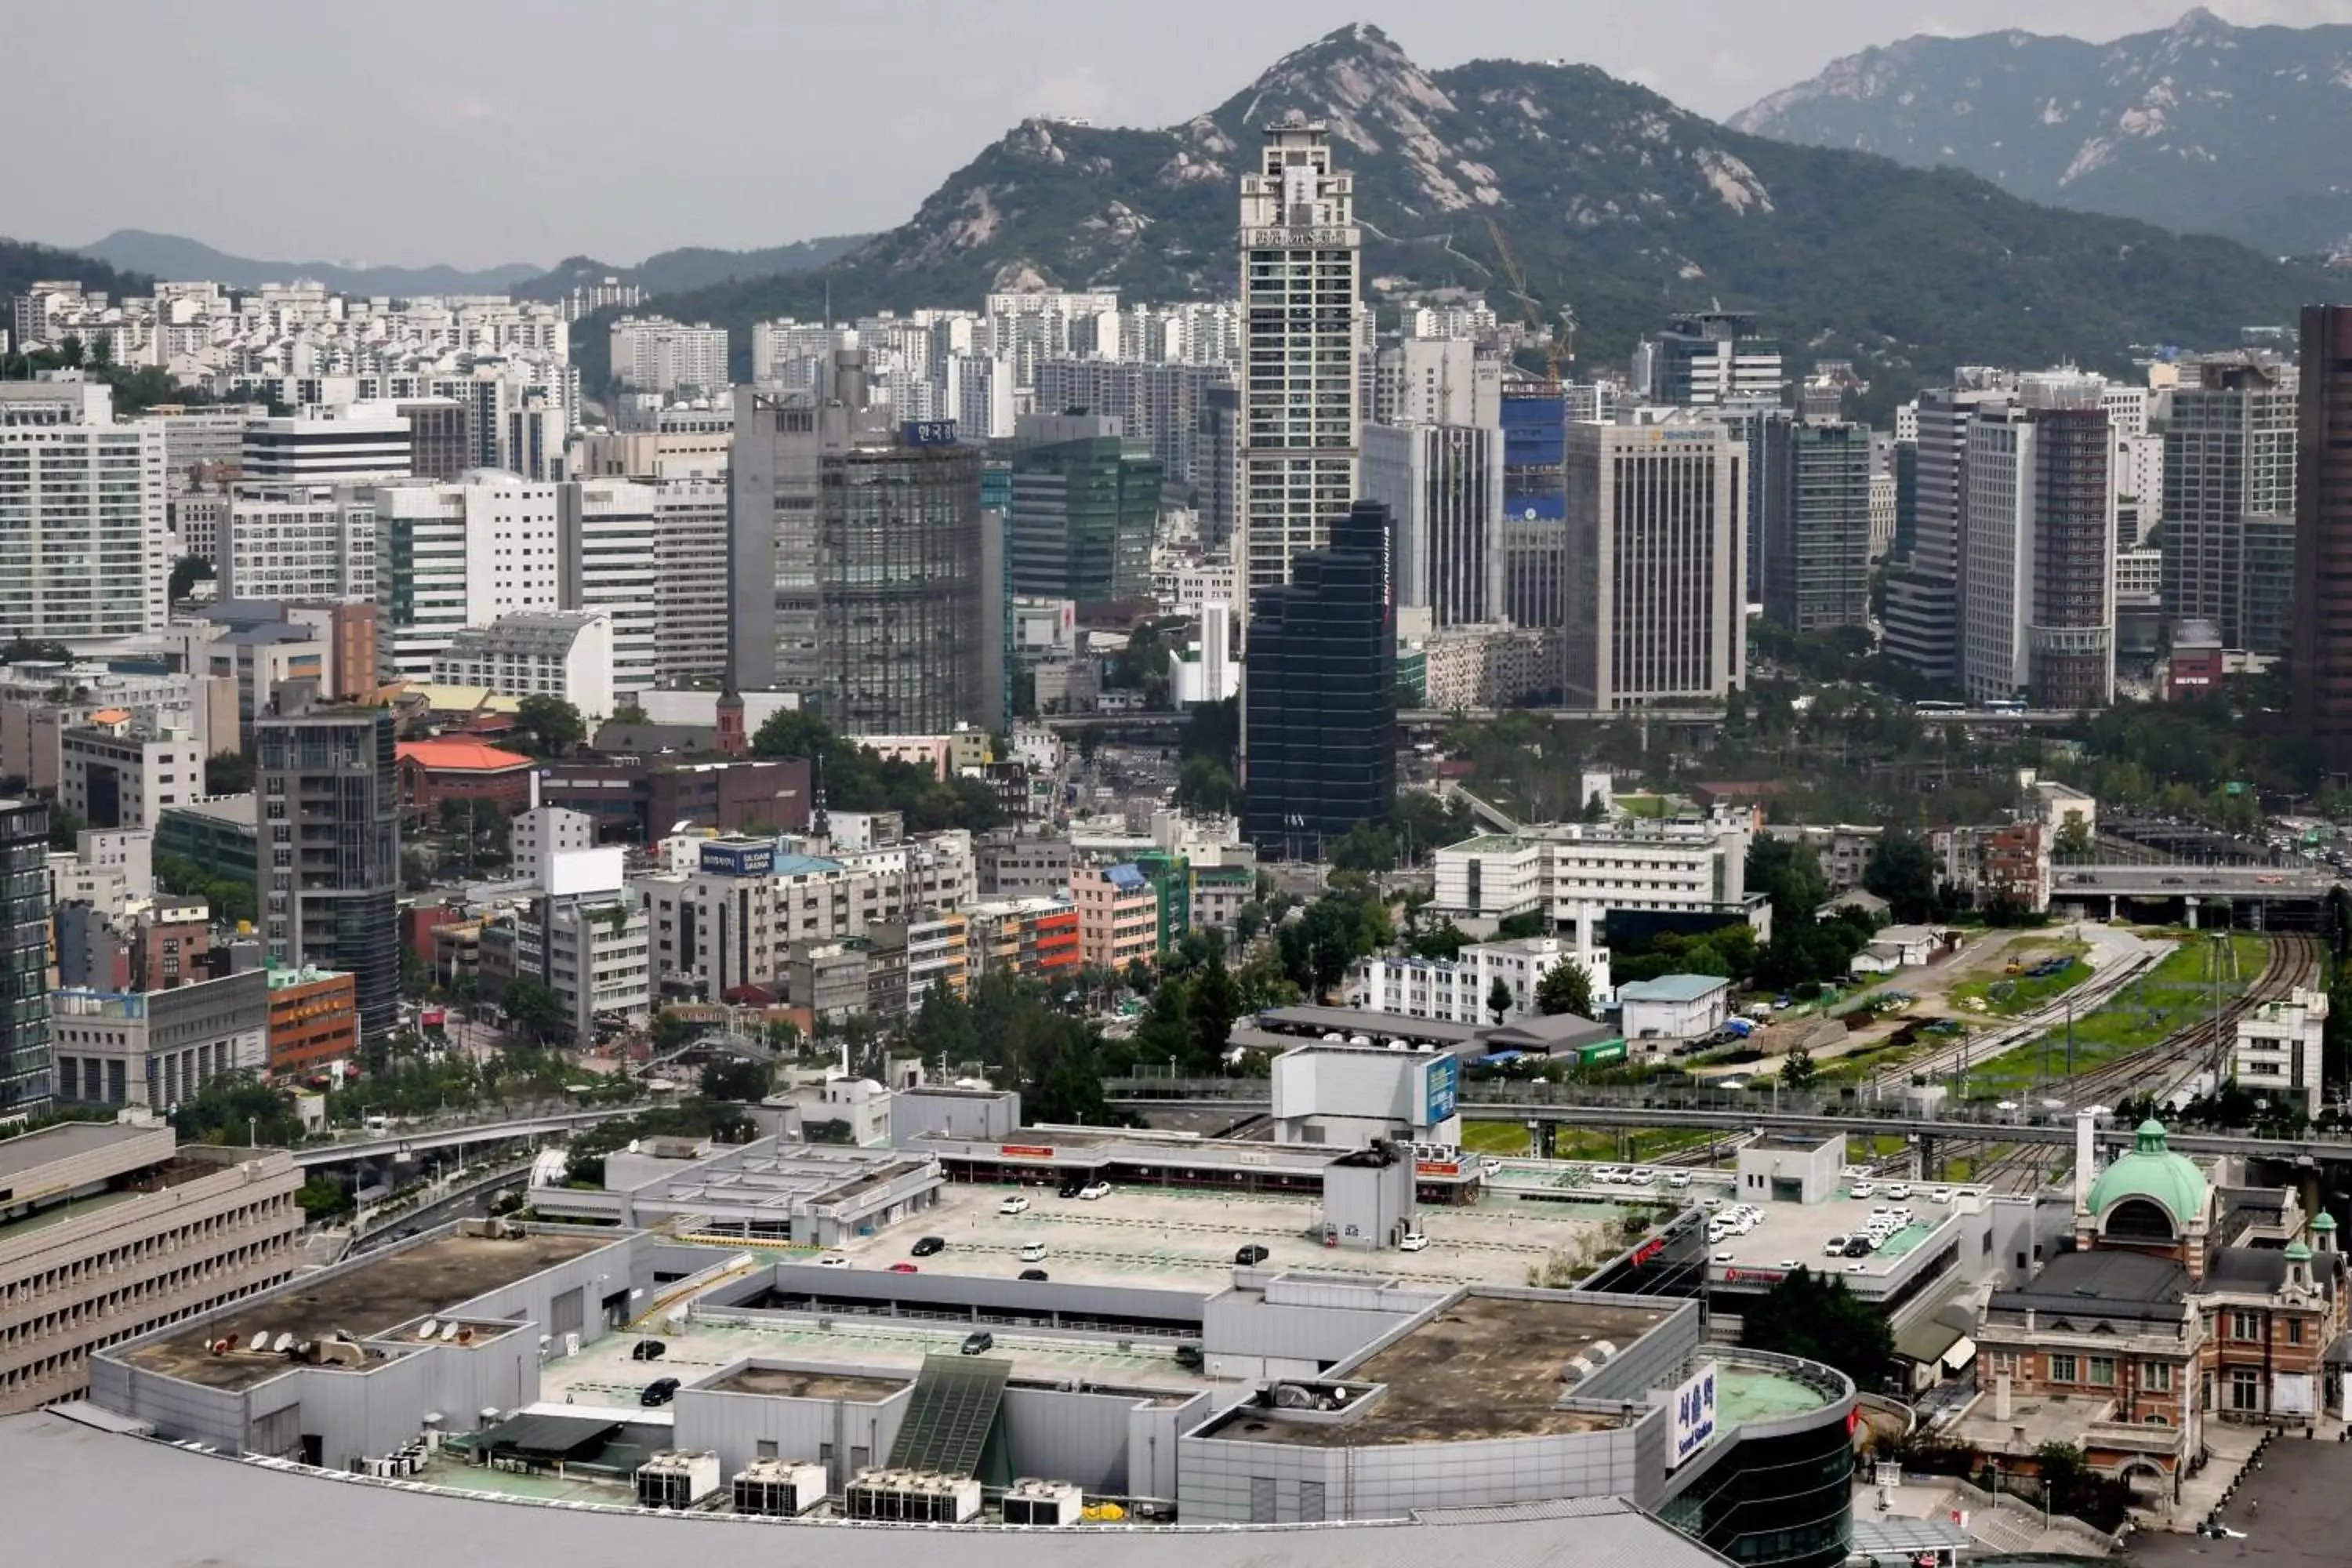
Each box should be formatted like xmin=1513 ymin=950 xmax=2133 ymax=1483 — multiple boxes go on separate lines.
xmin=752 ymin=710 xmax=1004 ymax=833
xmin=1741 ymin=1268 xmax=1893 ymax=1391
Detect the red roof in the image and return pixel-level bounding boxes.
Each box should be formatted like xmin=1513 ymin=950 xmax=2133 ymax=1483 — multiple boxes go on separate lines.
xmin=396 ymin=739 xmax=534 ymax=773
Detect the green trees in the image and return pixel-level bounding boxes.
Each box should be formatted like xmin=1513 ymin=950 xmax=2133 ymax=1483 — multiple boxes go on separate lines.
xmin=205 ymin=750 xmax=256 ymax=795
xmin=1536 ymin=958 xmax=1595 ymax=1019
xmin=1779 ymin=1047 xmax=1818 ymax=1092
xmin=154 ymin=853 xmax=257 ymax=924
xmin=171 ymin=1073 xmax=308 ymax=1148
xmin=1276 ymin=886 xmax=1393 ymax=999
xmin=1486 ymin=976 xmax=1515 ymax=1023
xmin=1741 ymin=1268 xmax=1893 ymax=1391
xmin=502 ymin=978 xmax=566 ymax=1044
xmin=511 ymin=695 xmax=587 ymax=757
xmin=698 ymin=1058 xmax=773 ymax=1102
xmin=1328 ymin=820 xmax=1399 ymax=875
xmin=1747 ymin=837 xmax=1830 ymax=927
xmin=1864 ymin=829 xmax=1944 ymax=924
xmin=169 ymin=556 xmax=215 ymax=604
xmin=750 ymin=709 xmax=1004 ymax=833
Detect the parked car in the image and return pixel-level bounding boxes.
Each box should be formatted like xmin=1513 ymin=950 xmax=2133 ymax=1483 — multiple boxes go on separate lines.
xmin=639 ymin=1377 xmax=681 ymax=1407
xmin=816 ymin=1254 xmax=851 ymax=1269
xmin=1842 ymin=1236 xmax=1873 ymax=1258
xmin=1823 ymin=1236 xmax=1849 ymax=1257
xmin=1398 ymin=1232 xmax=1429 ymax=1253
xmin=1078 ymin=1181 xmax=1112 ymax=1200
xmin=999 ymin=1194 xmax=1031 ymax=1215
xmin=1666 ymin=1171 xmax=1692 ymax=1189
xmin=887 ymin=1262 xmax=919 ymax=1274
xmin=1018 ymin=1269 xmax=1049 ymax=1282
xmin=910 ymin=1236 xmax=946 ymax=1258
xmin=630 ymin=1339 xmax=666 ymax=1362
xmin=1886 ymin=1184 xmax=1912 ymax=1200
xmin=960 ymin=1331 xmax=996 ymax=1356
xmin=1233 ymin=1243 xmax=1271 ymax=1265
xmin=1850 ymin=1182 xmax=1876 ymax=1199
xmin=1019 ymin=1241 xmax=1047 ymax=1262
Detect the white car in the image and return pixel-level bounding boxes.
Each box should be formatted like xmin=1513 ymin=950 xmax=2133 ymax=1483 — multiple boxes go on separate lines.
xmin=1628 ymin=1168 xmax=1657 ymax=1186
xmin=1667 ymin=1171 xmax=1692 ymax=1189
xmin=1019 ymin=1241 xmax=1048 ymax=1262
xmin=999 ymin=1194 xmax=1031 ymax=1215
xmin=1480 ymin=1157 xmax=1503 ymax=1175
xmin=1078 ymin=1181 xmax=1111 ymax=1200
xmin=1398 ymin=1232 xmax=1429 ymax=1253
xmin=1847 ymin=1261 xmax=1869 ymax=1274
xmin=816 ymin=1254 xmax=851 ymax=1269
xmin=1886 ymin=1184 xmax=1913 ymax=1200
xmin=1927 ymin=1187 xmax=1953 ymax=1203
xmin=1851 ymin=1182 xmax=1876 ymax=1199
xmin=1712 ymin=1250 xmax=1734 ymax=1264
xmin=1823 ymin=1236 xmax=1849 ymax=1256
xmin=1592 ymin=1166 xmax=1622 ymax=1184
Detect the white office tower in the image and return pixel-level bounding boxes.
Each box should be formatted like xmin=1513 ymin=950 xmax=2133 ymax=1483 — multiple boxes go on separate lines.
xmin=1361 ymin=423 xmax=1503 ymax=629
xmin=372 ymin=474 xmax=654 ymax=697
xmin=1370 ymin=338 xmax=1501 ymax=429
xmin=751 ymin=319 xmax=857 ymax=390
xmin=222 ymin=484 xmax=376 ymax=603
xmin=607 ymin=317 xmax=730 ymax=394
xmin=652 ymin=461 xmax=731 ymax=687
xmin=1237 ymin=115 xmax=1363 ymax=593
xmin=431 ymin=610 xmax=616 ymax=720
xmin=1563 ymin=419 xmax=1747 ymax=709
xmin=1958 ymin=373 xmax=2117 ymax=710
xmin=0 ymin=379 xmax=168 ymax=644
xmin=240 ymin=405 xmax=412 ymax=481
xmin=946 ymin=354 xmax=1015 ymax=441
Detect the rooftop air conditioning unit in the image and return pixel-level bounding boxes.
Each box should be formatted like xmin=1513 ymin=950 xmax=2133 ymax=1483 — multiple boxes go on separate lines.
xmin=843 ymin=1468 xmax=982 ymax=1523
xmin=636 ymin=1449 xmax=723 ymax=1510
xmin=731 ymin=1458 xmax=828 ymax=1516
xmin=1002 ymin=1478 xmax=1084 ymax=1526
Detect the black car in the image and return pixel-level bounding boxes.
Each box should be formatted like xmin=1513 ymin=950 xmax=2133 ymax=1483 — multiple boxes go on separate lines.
xmin=1057 ymin=1175 xmax=1087 ymax=1199
xmin=640 ymin=1377 xmax=681 ymax=1406
xmin=1233 ymin=1243 xmax=1270 ymax=1265
xmin=960 ymin=1330 xmax=996 ymax=1356
xmin=910 ymin=1235 xmax=946 ymax=1258
xmin=1018 ymin=1268 xmax=1049 ymax=1282
xmin=1842 ymin=1237 xmax=1871 ymax=1258
xmin=629 ymin=1338 xmax=667 ymax=1362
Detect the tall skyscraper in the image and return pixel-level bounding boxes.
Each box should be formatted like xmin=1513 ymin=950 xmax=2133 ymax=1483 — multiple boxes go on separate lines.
xmin=1237 ymin=116 xmax=1363 ymax=593
xmin=2294 ymin=306 xmax=2352 ymax=771
xmin=2164 ymin=352 xmax=2298 ymax=655
xmin=0 ymin=799 xmax=53 ymax=1113
xmin=1759 ymin=418 xmax=1875 ymax=633
xmin=1008 ymin=412 xmax=1163 ymax=604
xmin=255 ymin=691 xmax=399 ymax=1041
xmin=729 ymin=353 xmax=987 ymax=734
xmin=1563 ymin=419 xmax=1748 ymax=710
xmin=1243 ymin=500 xmax=1396 ymax=855
xmin=1883 ymin=376 xmax=2014 ymax=683
xmin=1360 ymin=422 xmax=1503 ymax=630
xmin=1958 ymin=383 xmax=2116 ymax=710
xmin=0 ymin=380 xmax=167 ymax=644
xmin=1500 ymin=385 xmax=1569 ymax=672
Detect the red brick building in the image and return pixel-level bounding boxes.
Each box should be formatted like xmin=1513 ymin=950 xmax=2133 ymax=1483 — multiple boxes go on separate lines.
xmin=394 ymin=739 xmax=535 ymax=818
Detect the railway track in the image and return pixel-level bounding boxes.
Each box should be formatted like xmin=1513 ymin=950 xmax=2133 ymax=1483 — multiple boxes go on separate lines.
xmin=1929 ymin=933 xmax=2324 ymax=1193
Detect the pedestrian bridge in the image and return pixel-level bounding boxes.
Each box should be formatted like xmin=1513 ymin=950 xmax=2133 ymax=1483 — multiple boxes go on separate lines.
xmin=2053 ymin=865 xmax=2336 ymax=902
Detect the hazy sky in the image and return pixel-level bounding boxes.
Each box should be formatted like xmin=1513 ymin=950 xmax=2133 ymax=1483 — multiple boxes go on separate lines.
xmin=12 ymin=0 xmax=2352 ymax=268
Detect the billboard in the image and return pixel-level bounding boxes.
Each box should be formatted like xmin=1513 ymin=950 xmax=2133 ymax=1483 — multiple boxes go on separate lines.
xmin=1423 ymin=1054 xmax=1459 ymax=1124
xmin=699 ymin=840 xmax=776 ymax=877
xmin=1668 ymin=1360 xmax=1719 ymax=1468
xmin=902 ymin=419 xmax=959 ymax=446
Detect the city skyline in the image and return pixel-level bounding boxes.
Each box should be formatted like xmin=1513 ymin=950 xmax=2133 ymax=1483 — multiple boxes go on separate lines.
xmin=9 ymin=2 xmax=2351 ymax=269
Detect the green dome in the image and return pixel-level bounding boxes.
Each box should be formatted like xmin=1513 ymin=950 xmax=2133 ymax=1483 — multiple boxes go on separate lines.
xmin=2315 ymin=1214 xmax=2337 ymax=1233
xmin=2086 ymin=1120 xmax=2208 ymax=1231
xmin=2285 ymin=1242 xmax=2314 ymax=1262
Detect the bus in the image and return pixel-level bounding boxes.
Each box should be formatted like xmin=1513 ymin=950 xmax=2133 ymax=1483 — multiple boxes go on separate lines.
xmin=1911 ymin=699 xmax=1965 ymax=715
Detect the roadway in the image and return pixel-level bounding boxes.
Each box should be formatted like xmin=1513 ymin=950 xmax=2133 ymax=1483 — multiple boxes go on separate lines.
xmin=2054 ymin=866 xmax=2337 ymax=898
xmin=289 ymin=1105 xmax=645 ymax=1168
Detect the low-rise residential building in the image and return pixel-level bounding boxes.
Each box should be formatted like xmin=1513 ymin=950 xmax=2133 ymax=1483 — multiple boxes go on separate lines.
xmin=1940 ymin=820 xmax=2051 ymax=913
xmin=1429 ymin=811 xmax=1763 ymax=949
xmin=45 ymin=827 xmax=155 ymax=918
xmin=0 ymin=1120 xmax=301 ymax=1414
xmin=1353 ymin=935 xmax=1613 ymax=1026
xmin=964 ymin=898 xmax=1080 ymax=985
xmin=430 ymin=610 xmax=616 ymax=722
xmin=55 ymin=898 xmax=210 ymax=993
xmin=1073 ymin=862 xmax=1159 ymax=975
xmin=1762 ymin=822 xmax=1882 ymax=893
xmin=904 ymin=911 xmax=971 ymax=1006
xmin=520 ymin=894 xmax=651 ymax=1043
xmin=977 ymin=830 xmax=1074 ymax=898
xmin=265 ymin=964 xmax=358 ymax=1079
xmin=2233 ymin=989 xmax=2327 ymax=1119
xmin=535 ymin=755 xmax=811 ymax=843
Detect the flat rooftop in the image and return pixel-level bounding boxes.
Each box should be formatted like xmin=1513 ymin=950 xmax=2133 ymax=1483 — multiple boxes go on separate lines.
xmin=0 ymin=1120 xmax=155 ymax=1184
xmin=703 ymin=1363 xmax=909 ymax=1401
xmin=128 ymin=1229 xmax=614 ymax=1390
xmin=1703 ymin=1189 xmax=1963 ymax=1290
xmin=1219 ymin=1294 xmax=1673 ymax=1446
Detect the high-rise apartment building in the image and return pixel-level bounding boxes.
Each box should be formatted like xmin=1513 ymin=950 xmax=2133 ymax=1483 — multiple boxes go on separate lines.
xmin=255 ymin=691 xmax=398 ymax=1041
xmin=1360 ymin=422 xmax=1503 ymax=630
xmin=0 ymin=379 xmax=168 ymax=644
xmin=0 ymin=798 xmax=53 ymax=1112
xmin=2294 ymin=306 xmax=2352 ymax=772
xmin=652 ymin=466 xmax=731 ymax=687
xmin=1008 ymin=412 xmax=1163 ymax=603
xmin=2164 ymin=353 xmax=2297 ymax=654
xmin=1563 ymin=419 xmax=1748 ymax=709
xmin=729 ymin=355 xmax=987 ymax=734
xmin=1958 ymin=383 xmax=2116 ymax=710
xmin=221 ymin=482 xmax=377 ymax=604
xmin=1031 ymin=360 xmax=1227 ymax=489
xmin=1759 ymin=418 xmax=1874 ymax=633
xmin=608 ymin=317 xmax=730 ymax=394
xmin=1633 ymin=312 xmax=1784 ymax=407
xmin=1237 ymin=117 xmax=1363 ymax=593
xmin=1242 ymin=500 xmax=1395 ymax=855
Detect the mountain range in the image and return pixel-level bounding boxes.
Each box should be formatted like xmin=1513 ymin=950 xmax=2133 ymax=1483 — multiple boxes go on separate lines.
xmin=1730 ymin=7 xmax=2352 ymax=256
xmin=512 ymin=238 xmax=871 ymax=303
xmin=604 ymin=23 xmax=2336 ymax=406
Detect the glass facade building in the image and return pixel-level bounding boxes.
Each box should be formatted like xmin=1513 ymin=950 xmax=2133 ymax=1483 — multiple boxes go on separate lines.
xmin=256 ymin=703 xmax=399 ymax=1041
xmin=1243 ymin=499 xmax=1395 ymax=856
xmin=1657 ymin=1350 xmax=1857 ymax=1568
xmin=0 ymin=799 xmax=52 ymax=1112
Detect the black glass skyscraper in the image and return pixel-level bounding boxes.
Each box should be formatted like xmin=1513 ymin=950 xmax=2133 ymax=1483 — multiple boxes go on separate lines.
xmin=1243 ymin=499 xmax=1396 ymax=856
xmin=0 ymin=798 xmax=52 ymax=1112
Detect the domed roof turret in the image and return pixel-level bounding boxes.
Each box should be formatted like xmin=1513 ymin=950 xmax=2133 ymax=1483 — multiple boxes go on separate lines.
xmin=2085 ymin=1119 xmax=2208 ymax=1232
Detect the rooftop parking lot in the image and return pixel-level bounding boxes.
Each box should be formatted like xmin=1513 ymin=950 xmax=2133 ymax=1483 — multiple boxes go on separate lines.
xmin=1698 ymin=1184 xmax=1967 ymax=1287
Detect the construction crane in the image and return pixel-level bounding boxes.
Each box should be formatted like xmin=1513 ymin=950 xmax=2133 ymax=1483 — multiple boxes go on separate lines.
xmin=1484 ymin=216 xmax=1574 ymax=384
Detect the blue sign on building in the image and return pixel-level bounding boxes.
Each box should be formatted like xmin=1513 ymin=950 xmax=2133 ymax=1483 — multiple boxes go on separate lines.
xmin=1424 ymin=1054 xmax=1459 ymax=1124
xmin=901 ymin=419 xmax=959 ymax=447
xmin=699 ymin=840 xmax=776 ymax=878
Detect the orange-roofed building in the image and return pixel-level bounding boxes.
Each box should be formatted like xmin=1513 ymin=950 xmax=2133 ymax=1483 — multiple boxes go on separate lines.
xmin=394 ymin=739 xmax=535 ymax=819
